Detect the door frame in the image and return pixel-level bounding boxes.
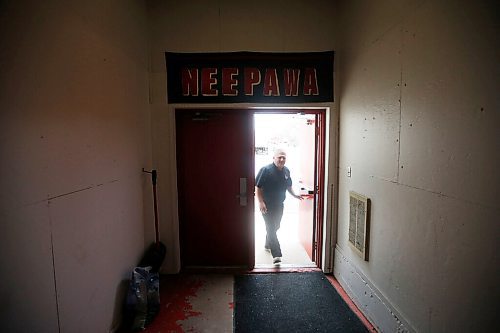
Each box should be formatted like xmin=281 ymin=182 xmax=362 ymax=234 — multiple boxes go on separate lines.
xmin=174 ymin=107 xmax=327 ymax=270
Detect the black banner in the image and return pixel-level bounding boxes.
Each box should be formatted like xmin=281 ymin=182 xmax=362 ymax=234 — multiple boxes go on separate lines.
xmin=165 ymin=51 xmax=334 ymax=104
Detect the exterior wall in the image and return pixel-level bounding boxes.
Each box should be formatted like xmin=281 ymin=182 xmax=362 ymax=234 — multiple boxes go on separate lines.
xmin=0 ymin=1 xmax=150 ymax=332
xmin=147 ymin=0 xmax=338 ymax=273
xmin=335 ymin=0 xmax=499 ymax=332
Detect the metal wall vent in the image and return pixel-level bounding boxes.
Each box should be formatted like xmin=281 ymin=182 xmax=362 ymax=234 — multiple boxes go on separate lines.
xmin=348 ymin=191 xmax=370 ymax=261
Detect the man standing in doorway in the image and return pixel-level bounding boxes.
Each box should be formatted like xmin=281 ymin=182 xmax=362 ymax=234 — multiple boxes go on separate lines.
xmin=255 ymin=148 xmax=303 ymax=264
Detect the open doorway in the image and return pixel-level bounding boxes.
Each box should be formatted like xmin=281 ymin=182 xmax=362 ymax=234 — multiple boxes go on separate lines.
xmin=175 ymin=108 xmax=325 ymax=270
xmin=254 ymin=112 xmax=321 ymax=268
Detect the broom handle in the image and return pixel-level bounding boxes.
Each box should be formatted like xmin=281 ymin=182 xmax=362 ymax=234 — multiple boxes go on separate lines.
xmin=152 ymin=170 xmax=160 ymax=247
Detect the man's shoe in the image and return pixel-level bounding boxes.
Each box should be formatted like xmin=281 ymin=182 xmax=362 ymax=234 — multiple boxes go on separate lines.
xmin=273 ymin=257 xmax=281 ymax=264
xmin=264 ymin=247 xmax=271 ymax=252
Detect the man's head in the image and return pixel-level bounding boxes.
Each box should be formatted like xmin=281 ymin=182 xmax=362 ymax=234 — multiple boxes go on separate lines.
xmin=273 ymin=148 xmax=287 ymax=170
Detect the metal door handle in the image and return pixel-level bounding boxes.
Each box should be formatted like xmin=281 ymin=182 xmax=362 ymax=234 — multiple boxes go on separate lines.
xmin=238 ymin=177 xmax=247 ymax=206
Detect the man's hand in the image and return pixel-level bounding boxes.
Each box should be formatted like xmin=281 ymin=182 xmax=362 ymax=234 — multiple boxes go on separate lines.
xmin=287 ymin=187 xmax=304 ymax=201
xmin=259 ymin=201 xmax=268 ymax=214
xmin=256 ymin=186 xmax=268 ymax=214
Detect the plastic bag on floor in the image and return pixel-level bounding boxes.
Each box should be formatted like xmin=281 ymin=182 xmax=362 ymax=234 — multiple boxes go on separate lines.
xmin=124 ymin=266 xmax=161 ymax=331
xmin=146 ymin=270 xmax=160 ymax=325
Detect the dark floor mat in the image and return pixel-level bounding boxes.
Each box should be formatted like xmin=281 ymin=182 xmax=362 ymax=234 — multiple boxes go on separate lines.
xmin=234 ymin=271 xmax=368 ymax=333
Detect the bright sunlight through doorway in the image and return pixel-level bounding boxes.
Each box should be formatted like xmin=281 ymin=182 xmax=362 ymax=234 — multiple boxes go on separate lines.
xmin=254 ymin=113 xmax=317 ymax=268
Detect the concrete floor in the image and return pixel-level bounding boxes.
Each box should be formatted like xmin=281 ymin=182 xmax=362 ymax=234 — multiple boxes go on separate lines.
xmin=126 ymin=200 xmax=325 ymax=332
xmin=135 ymin=274 xmax=234 ymax=333
xmin=254 ymin=198 xmax=316 ymax=269
xmin=254 ymin=208 xmax=316 ymax=268
xmin=132 ymin=272 xmax=376 ymax=333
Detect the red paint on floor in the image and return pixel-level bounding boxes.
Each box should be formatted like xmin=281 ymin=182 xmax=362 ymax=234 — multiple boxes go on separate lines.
xmin=142 ymin=275 xmax=205 ymax=333
xmin=121 ymin=272 xmax=373 ymax=333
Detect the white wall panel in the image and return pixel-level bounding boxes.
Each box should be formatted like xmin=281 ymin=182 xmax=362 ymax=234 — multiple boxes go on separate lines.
xmin=339 ymin=27 xmax=402 ymax=182
xmin=336 ymin=0 xmax=499 ymax=331
xmin=399 ymin=1 xmax=500 ymax=207
xmin=0 ymin=0 xmax=150 ymax=331
xmin=0 ymin=203 xmax=59 ymax=333
xmin=148 ymin=0 xmax=337 ymax=73
xmin=338 ymin=171 xmax=498 ymax=332
xmin=50 ymin=179 xmax=144 ymax=332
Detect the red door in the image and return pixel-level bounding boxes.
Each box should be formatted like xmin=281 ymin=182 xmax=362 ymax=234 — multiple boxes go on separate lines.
xmin=176 ymin=109 xmax=254 ymax=268
xmin=298 ymin=115 xmax=317 ymax=261
xmin=296 ymin=112 xmax=325 ymax=264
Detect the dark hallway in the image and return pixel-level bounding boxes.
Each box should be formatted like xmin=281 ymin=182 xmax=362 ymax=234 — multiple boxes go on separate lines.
xmin=1 ymin=1 xmax=498 ymax=332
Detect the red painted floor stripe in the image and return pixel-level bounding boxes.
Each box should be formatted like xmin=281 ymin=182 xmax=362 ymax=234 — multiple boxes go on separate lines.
xmin=326 ymin=275 xmax=378 ymax=332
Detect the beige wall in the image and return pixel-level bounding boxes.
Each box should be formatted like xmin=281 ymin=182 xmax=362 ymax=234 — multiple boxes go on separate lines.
xmin=147 ymin=0 xmax=338 ymax=273
xmin=335 ymin=0 xmax=499 ymax=332
xmin=0 ymin=1 xmax=150 ymax=332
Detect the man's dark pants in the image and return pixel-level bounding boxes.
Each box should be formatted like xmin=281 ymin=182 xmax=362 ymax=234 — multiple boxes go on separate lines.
xmin=262 ymin=203 xmax=284 ymax=258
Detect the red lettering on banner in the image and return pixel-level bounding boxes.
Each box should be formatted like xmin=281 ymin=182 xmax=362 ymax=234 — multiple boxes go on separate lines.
xmin=201 ymin=68 xmax=218 ymax=96
xmin=180 ymin=66 xmax=322 ymax=98
xmin=244 ymin=68 xmax=261 ymax=96
xmin=222 ymin=68 xmax=238 ymax=96
xmin=283 ymin=69 xmax=300 ymax=96
xmin=181 ymin=68 xmax=199 ymax=96
xmin=303 ymin=68 xmax=319 ymax=95
xmin=263 ymin=68 xmax=279 ymax=96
